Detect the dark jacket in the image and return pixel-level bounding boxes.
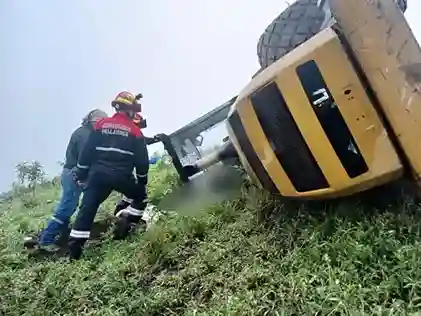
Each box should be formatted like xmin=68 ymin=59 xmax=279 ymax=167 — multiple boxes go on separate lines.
xmin=63 ymin=125 xmax=93 ymax=169
xmin=75 ymin=112 xmax=149 ymax=182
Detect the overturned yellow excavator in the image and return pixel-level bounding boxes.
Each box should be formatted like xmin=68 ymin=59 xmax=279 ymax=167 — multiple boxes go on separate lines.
xmin=158 ymin=0 xmax=421 ymax=200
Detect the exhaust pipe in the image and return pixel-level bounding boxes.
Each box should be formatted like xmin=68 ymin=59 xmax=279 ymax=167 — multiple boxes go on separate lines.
xmin=182 ymin=140 xmax=238 ymax=177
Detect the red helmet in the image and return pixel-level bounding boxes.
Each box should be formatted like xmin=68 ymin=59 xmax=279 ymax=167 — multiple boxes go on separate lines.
xmin=111 ymin=91 xmax=142 ymax=112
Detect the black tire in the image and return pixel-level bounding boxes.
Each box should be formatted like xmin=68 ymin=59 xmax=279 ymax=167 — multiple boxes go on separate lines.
xmin=257 ymin=0 xmax=326 ymax=69
xmin=257 ymin=0 xmax=408 ymax=69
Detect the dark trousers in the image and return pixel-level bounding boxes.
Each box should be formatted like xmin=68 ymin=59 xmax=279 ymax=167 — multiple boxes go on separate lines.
xmin=68 ymin=172 xmax=148 ymax=259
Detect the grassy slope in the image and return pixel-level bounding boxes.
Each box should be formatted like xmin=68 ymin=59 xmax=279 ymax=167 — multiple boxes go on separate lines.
xmin=2 ymin=164 xmax=421 ymax=315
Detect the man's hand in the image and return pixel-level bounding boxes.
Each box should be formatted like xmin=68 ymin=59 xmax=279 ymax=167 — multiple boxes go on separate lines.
xmin=70 ymin=167 xmax=88 ymax=183
xmin=70 ymin=168 xmax=79 ymax=182
xmin=153 ymin=134 xmax=166 ymax=141
xmin=77 ymin=181 xmax=88 ymax=189
xmin=145 ymin=136 xmax=156 ymax=145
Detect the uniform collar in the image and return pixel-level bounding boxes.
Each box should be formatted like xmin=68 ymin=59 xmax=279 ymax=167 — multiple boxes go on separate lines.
xmin=112 ymin=112 xmax=132 ymax=121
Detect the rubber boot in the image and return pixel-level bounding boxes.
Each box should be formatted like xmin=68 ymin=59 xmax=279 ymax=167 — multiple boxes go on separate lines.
xmin=114 ymin=200 xmax=131 ymax=217
xmin=67 ymin=238 xmax=86 ymax=260
xmin=23 ymin=234 xmax=39 ymax=249
xmin=112 ymin=215 xmax=133 ymax=240
xmin=38 ymin=244 xmax=61 ymax=253
xmin=24 ymin=225 xmax=70 ymax=250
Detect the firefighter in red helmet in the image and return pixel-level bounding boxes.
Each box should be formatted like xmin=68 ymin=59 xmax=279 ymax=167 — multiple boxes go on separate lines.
xmin=69 ymin=91 xmax=150 ymax=260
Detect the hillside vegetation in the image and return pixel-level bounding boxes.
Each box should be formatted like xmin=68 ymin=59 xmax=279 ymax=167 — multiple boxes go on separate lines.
xmin=2 ymin=163 xmax=421 ymax=315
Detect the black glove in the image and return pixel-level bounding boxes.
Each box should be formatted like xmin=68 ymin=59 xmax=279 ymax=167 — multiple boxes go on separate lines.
xmin=153 ymin=134 xmax=166 ymax=141
xmin=70 ymin=166 xmax=88 ymax=183
xmin=145 ymin=136 xmax=156 ymax=145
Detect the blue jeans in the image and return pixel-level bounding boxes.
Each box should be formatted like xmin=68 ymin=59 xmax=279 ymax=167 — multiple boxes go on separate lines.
xmin=39 ymin=168 xmax=82 ymax=246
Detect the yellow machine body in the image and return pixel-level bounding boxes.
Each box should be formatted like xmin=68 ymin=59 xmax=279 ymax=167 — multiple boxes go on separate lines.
xmin=329 ymin=0 xmax=421 ymax=190
xmin=226 ymin=25 xmax=405 ymax=199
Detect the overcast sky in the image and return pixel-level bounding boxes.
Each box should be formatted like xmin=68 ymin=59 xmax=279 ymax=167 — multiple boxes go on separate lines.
xmin=1 ymin=1 xmax=420 ymax=192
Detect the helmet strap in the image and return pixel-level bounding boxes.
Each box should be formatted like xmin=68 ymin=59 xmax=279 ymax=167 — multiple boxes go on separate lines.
xmin=112 ymin=102 xmax=136 ymax=119
xmin=125 ymin=110 xmax=135 ymax=119
xmin=117 ymin=108 xmax=135 ymax=119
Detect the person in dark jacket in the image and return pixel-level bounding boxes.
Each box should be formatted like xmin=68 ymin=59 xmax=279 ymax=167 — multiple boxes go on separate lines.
xmin=68 ymin=91 xmax=150 ymax=260
xmin=26 ymin=109 xmax=108 ymax=252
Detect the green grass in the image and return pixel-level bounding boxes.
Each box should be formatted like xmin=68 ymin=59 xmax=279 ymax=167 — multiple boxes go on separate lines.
xmin=2 ymin=163 xmax=421 ymax=315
